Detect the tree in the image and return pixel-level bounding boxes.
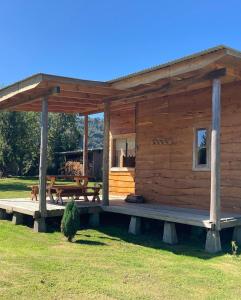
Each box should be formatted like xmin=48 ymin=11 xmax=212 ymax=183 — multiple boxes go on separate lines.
xmin=0 ymin=111 xmax=104 ymax=176
xmin=0 ymin=111 xmax=40 ymax=175
xmin=61 ymin=201 xmax=80 ymax=242
xmin=47 ymin=113 xmax=81 ymax=174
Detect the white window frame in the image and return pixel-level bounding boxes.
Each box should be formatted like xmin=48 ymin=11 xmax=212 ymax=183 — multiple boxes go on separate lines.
xmin=193 ymin=127 xmax=211 ymax=171
xmin=110 ymin=133 xmax=136 ymax=172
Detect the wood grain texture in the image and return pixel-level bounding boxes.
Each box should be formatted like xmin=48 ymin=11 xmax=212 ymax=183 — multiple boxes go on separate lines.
xmin=102 ymin=101 xmax=110 ymax=205
xmin=109 ymin=170 xmax=135 ymax=195
xmin=39 ymin=97 xmax=48 ymax=217
xmin=109 ymin=103 xmax=136 ymax=196
xmin=134 ymin=80 xmax=241 ymax=213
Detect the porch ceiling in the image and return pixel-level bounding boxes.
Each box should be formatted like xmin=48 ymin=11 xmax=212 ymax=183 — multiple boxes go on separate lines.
xmin=1 ymin=45 xmax=241 ymax=114
xmin=0 ymin=74 xmax=122 ymax=114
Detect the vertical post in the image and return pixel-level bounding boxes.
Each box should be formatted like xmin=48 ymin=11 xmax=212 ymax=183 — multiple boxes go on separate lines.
xmin=39 ymin=97 xmax=48 ymax=218
xmin=83 ymin=115 xmax=89 ymax=176
xmin=210 ymin=79 xmax=221 ymax=230
xmin=102 ymin=101 xmax=110 ymax=206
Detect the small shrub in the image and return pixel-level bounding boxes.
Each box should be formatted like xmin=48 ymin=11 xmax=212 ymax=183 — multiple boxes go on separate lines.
xmin=61 ymin=201 xmax=80 ymax=242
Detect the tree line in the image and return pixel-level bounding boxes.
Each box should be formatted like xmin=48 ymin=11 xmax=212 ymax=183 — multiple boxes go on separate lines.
xmin=0 ymin=112 xmax=103 ymax=176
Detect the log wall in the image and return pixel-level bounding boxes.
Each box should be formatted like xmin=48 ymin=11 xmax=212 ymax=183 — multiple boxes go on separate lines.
xmin=135 ymin=81 xmax=241 ymax=213
xmin=109 ymin=170 xmax=135 ymax=196
xmin=109 ymin=105 xmax=136 ymax=196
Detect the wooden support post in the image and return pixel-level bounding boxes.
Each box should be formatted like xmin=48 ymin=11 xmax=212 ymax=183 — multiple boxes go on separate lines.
xmin=206 ymin=78 xmax=222 ymax=253
xmin=210 ymin=79 xmax=221 ymax=231
xmin=34 ymin=218 xmax=46 ymax=233
xmin=83 ymin=115 xmax=89 ymax=176
xmin=12 ymin=212 xmax=23 ymax=225
xmin=102 ymin=101 xmax=110 ymax=206
xmin=128 ymin=216 xmax=141 ymax=235
xmin=38 ymin=97 xmax=48 ymax=230
xmin=205 ymin=229 xmax=221 ymax=253
xmin=163 ymin=222 xmax=178 ymax=245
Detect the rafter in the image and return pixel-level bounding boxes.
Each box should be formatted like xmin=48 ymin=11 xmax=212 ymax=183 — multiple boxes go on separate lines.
xmin=108 ymin=68 xmax=227 ymax=105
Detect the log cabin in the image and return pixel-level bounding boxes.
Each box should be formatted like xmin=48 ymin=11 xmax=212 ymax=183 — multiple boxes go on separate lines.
xmin=1 ymin=45 xmax=241 ymax=253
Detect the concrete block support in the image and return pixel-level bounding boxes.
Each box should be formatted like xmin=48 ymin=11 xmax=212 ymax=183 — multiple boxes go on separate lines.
xmin=205 ymin=229 xmax=222 ymax=253
xmin=0 ymin=209 xmax=7 ymax=220
xmin=128 ymin=216 xmax=141 ymax=235
xmin=12 ymin=212 xmax=23 ymax=225
xmin=34 ymin=218 xmax=46 ymax=233
xmin=89 ymin=213 xmax=100 ymax=227
xmin=163 ymin=222 xmax=178 ymax=244
xmin=232 ymin=226 xmax=241 ymax=245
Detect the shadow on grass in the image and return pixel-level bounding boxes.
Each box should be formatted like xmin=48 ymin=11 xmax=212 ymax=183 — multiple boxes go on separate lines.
xmin=75 ymin=239 xmax=107 ymax=246
xmin=95 ymin=225 xmax=231 ymax=260
xmin=76 ymin=233 xmax=121 ymax=242
xmin=47 ymin=212 xmax=234 ymax=259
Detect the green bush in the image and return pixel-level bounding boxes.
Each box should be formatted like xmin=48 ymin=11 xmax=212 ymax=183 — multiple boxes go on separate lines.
xmin=61 ymin=201 xmax=80 ymax=242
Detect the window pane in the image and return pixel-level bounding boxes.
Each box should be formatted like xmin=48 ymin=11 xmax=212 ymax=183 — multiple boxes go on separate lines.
xmin=198 ymin=147 xmax=207 ymax=165
xmin=113 ymin=136 xmax=136 ymax=168
xmin=115 ymin=138 xmax=126 ymax=167
xmin=124 ymin=137 xmax=136 ymax=167
xmin=126 ymin=137 xmax=135 ymax=156
xmin=197 ymin=129 xmax=207 ymax=148
xmin=197 ymin=129 xmax=207 ymax=165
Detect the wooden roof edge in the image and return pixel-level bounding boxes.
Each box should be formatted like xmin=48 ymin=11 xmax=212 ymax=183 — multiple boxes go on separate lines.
xmin=0 ymin=73 xmax=43 ymax=100
xmin=0 ymin=73 xmax=111 ymax=102
xmin=108 ymin=45 xmax=241 ymax=84
xmin=1 ymin=45 xmax=241 ymax=104
xmin=40 ymin=73 xmax=109 ymax=86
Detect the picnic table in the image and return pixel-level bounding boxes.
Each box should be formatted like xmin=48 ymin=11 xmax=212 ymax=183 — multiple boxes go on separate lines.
xmin=29 ymin=175 xmax=101 ymax=205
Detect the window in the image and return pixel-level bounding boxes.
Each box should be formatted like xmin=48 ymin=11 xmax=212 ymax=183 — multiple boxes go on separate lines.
xmin=112 ymin=135 xmax=135 ymax=168
xmin=193 ymin=128 xmax=210 ymax=170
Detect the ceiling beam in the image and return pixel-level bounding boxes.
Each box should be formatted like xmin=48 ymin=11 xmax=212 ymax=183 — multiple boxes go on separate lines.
xmin=0 ymin=86 xmax=60 ymax=110
xmin=39 ymin=81 xmax=121 ymax=96
xmin=108 ymin=68 xmax=227 ymax=105
xmin=54 ymin=90 xmax=105 ymax=100
xmin=15 ymin=103 xmax=99 ymax=111
xmin=48 ymin=96 xmax=103 ymax=105
xmin=10 ymin=107 xmax=98 ymax=114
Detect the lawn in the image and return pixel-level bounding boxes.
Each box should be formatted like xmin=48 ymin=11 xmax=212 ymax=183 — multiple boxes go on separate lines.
xmin=0 ymin=221 xmax=241 ymax=300
xmin=0 ymin=177 xmax=98 ymax=199
xmin=1 ymin=178 xmax=241 ymax=299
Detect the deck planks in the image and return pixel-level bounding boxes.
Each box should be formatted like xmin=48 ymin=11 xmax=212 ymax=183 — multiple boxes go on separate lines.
xmin=105 ymin=200 xmax=241 ymax=229
xmin=0 ymin=198 xmax=241 ymax=229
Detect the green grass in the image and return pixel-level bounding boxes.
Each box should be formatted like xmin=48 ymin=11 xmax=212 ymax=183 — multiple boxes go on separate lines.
xmin=0 ymin=177 xmax=38 ymax=198
xmin=0 ymin=222 xmax=241 ymax=300
xmin=0 ymin=177 xmax=99 ymax=199
xmin=1 ymin=178 xmax=241 ymax=299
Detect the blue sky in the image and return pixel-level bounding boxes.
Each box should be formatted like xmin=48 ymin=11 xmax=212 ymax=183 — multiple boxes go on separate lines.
xmin=0 ymin=1 xmax=241 ymax=86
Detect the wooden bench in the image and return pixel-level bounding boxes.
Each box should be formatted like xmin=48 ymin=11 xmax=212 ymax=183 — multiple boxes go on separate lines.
xmin=29 ymin=175 xmax=101 ymax=204
xmin=51 ymin=184 xmax=101 ymax=205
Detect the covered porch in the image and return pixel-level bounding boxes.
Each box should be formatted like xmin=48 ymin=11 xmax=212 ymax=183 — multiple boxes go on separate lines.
xmin=1 ymin=46 xmax=241 ymax=253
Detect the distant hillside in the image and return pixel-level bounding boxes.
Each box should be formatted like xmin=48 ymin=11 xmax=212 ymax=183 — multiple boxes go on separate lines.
xmin=78 ymin=116 xmax=104 ymax=150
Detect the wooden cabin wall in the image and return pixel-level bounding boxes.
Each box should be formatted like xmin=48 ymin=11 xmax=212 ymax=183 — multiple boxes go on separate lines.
xmin=135 ymin=81 xmax=241 ymax=213
xmin=109 ymin=104 xmax=136 ymax=196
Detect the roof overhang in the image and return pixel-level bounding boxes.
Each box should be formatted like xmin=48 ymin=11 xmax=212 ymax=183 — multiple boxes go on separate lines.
xmin=0 ymin=73 xmax=123 ymax=114
xmin=1 ymin=45 xmax=241 ymax=114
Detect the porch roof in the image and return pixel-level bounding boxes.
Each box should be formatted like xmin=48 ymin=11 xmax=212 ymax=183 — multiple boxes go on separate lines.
xmin=1 ymin=45 xmax=241 ymax=114
xmin=0 ymin=74 xmax=121 ymax=114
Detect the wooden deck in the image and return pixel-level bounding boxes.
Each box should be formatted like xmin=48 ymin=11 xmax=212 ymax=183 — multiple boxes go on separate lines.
xmin=0 ymin=198 xmax=241 ymax=229
xmin=0 ymin=199 xmax=101 ymax=219
xmin=105 ymin=200 xmax=241 ymax=229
